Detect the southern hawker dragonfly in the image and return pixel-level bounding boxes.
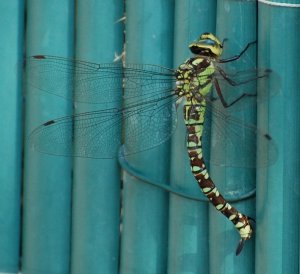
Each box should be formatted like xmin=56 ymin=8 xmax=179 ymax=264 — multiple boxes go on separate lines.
xmin=24 ymin=33 xmax=277 ymax=255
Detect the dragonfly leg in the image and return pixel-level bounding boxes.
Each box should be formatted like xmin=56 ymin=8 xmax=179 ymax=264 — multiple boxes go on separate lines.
xmin=213 ymin=66 xmax=271 ymax=108
xmin=213 ymin=78 xmax=256 ymax=108
xmin=217 ymin=67 xmax=266 ymax=87
xmin=221 ymin=38 xmax=228 ymax=48
xmin=218 ymin=41 xmax=257 ymax=63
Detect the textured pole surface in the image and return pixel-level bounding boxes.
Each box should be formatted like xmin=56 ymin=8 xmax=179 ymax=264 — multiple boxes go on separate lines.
xmin=120 ymin=0 xmax=174 ymax=273
xmin=0 ymin=1 xmax=24 ymax=272
xmin=257 ymin=2 xmax=300 ymax=274
xmin=22 ymin=1 xmax=74 ymax=274
xmin=71 ymin=1 xmax=123 ymax=274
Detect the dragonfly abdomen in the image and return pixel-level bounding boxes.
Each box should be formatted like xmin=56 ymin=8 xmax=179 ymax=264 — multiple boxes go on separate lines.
xmin=183 ymin=101 xmax=253 ymax=255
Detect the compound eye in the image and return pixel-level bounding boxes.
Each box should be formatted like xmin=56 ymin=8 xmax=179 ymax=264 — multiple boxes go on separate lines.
xmin=202 ymin=39 xmax=216 ymax=46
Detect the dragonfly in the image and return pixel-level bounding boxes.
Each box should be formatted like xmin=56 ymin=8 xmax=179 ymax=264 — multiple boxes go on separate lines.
xmin=25 ymin=32 xmax=277 ymax=255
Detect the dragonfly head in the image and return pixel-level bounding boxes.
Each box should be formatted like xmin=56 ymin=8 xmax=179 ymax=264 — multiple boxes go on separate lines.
xmin=189 ymin=33 xmax=223 ymax=58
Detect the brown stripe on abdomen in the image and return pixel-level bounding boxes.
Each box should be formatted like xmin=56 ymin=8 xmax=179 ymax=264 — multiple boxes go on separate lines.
xmin=185 ymin=121 xmax=253 ymax=250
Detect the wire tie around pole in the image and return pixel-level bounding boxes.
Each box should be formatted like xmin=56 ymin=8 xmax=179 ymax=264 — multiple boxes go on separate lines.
xmin=258 ymin=0 xmax=300 ymax=7
xmin=118 ymin=146 xmax=256 ymax=202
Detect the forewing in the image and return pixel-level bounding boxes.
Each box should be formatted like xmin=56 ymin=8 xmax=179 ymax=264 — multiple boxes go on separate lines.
xmin=25 ymin=55 xmax=176 ymax=104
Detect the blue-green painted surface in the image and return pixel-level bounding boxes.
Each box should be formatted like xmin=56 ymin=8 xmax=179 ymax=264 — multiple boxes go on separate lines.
xmin=167 ymin=1 xmax=216 ymax=274
xmin=257 ymin=2 xmax=300 ymax=274
xmin=0 ymin=1 xmax=300 ymax=273
xmin=120 ymin=0 xmax=174 ymax=273
xmin=0 ymin=1 xmax=24 ymax=273
xmin=71 ymin=1 xmax=123 ymax=274
xmin=22 ymin=1 xmax=74 ymax=274
xmin=208 ymin=1 xmax=257 ymax=272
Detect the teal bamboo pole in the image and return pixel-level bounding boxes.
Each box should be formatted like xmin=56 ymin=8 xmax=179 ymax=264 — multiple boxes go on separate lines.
xmin=119 ymin=0 xmax=174 ymax=273
xmin=71 ymin=1 xmax=123 ymax=274
xmin=167 ymin=1 xmax=216 ymax=273
xmin=256 ymin=2 xmax=300 ymax=273
xmin=208 ymin=0 xmax=257 ymax=271
xmin=22 ymin=1 xmax=74 ymax=274
xmin=0 ymin=1 xmax=24 ymax=273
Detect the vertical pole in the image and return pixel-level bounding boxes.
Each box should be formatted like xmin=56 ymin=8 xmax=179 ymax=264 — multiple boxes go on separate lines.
xmin=22 ymin=1 xmax=74 ymax=274
xmin=0 ymin=1 xmax=24 ymax=273
xmin=71 ymin=1 xmax=123 ymax=274
xmin=209 ymin=0 xmax=257 ymax=272
xmin=257 ymin=2 xmax=300 ymax=273
xmin=168 ymin=1 xmax=216 ymax=273
xmin=120 ymin=0 xmax=174 ymax=273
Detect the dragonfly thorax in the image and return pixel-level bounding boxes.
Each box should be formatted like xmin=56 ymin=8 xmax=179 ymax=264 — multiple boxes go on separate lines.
xmin=175 ymin=56 xmax=215 ymax=101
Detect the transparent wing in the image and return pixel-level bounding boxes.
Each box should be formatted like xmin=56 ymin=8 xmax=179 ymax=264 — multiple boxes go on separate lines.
xmin=200 ymin=99 xmax=277 ymax=168
xmin=26 ymin=55 xmax=179 ymax=158
xmin=27 ymin=54 xmax=276 ymax=165
xmin=25 ymin=55 xmax=177 ymax=104
xmin=29 ymin=93 xmax=178 ymax=158
xmin=186 ymin=57 xmax=277 ymax=168
xmin=203 ymin=52 xmax=278 ymax=168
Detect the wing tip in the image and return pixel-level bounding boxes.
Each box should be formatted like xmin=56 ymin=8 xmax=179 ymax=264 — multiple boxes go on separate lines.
xmin=33 ymin=55 xmax=46 ymax=59
xmin=264 ymin=133 xmax=272 ymax=140
xmin=43 ymin=120 xmax=55 ymax=126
